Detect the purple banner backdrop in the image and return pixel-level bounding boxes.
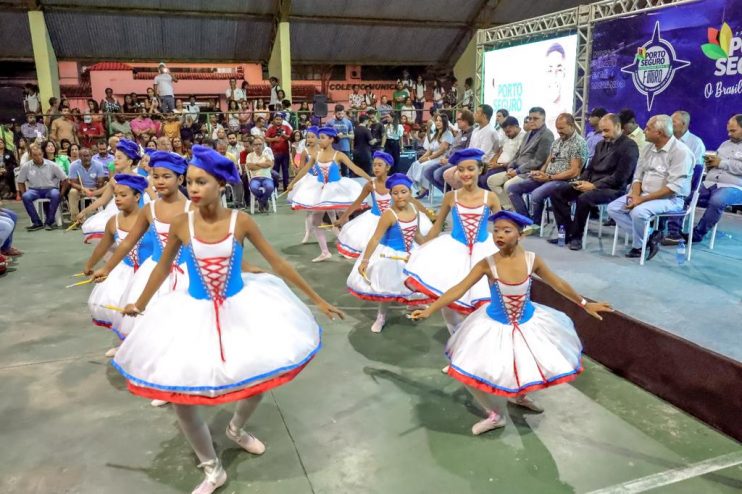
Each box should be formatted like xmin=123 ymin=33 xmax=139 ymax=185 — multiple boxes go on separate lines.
xmin=588 ymin=0 xmax=742 ymax=149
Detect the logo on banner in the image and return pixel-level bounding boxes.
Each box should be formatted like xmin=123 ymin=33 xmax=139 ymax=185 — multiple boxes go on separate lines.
xmin=702 ymin=22 xmax=742 ymax=75
xmin=621 ymin=21 xmax=690 ymax=110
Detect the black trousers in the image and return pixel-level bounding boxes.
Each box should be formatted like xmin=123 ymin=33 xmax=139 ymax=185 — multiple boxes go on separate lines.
xmin=550 ymin=183 xmax=623 ymax=240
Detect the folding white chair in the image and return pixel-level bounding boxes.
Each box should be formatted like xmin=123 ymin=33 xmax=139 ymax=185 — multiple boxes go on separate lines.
xmin=33 ymin=198 xmax=63 ymax=226
xmin=709 ymin=202 xmax=741 ymax=249
xmin=247 ymin=170 xmax=277 ymax=214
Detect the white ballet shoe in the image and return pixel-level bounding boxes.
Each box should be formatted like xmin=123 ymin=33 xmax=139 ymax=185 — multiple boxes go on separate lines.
xmin=508 ymin=395 xmax=543 ymax=413
xmin=104 ymin=347 xmax=118 ymax=358
xmin=191 ymin=458 xmax=227 ymax=494
xmin=471 ymin=411 xmax=506 ymax=436
xmin=311 ymin=252 xmax=332 ymax=263
xmin=371 ymin=313 xmax=386 ymax=333
xmin=441 ymin=364 xmax=450 ymax=374
xmin=150 ymin=399 xmax=169 ymax=407
xmin=226 ymin=425 xmax=266 ymax=455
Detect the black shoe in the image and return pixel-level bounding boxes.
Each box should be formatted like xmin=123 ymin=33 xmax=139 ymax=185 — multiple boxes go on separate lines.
xmin=568 ymin=239 xmax=582 ymax=251
xmin=45 ymin=223 xmax=58 ymax=231
xmin=646 ymin=233 xmax=661 ymax=261
xmin=547 ymin=238 xmax=560 ymax=245
xmin=603 ymin=218 xmax=616 ymax=227
xmin=26 ymin=224 xmax=43 ymax=232
xmin=661 ymin=233 xmax=688 ymax=246
xmin=625 ymin=248 xmax=642 ymax=258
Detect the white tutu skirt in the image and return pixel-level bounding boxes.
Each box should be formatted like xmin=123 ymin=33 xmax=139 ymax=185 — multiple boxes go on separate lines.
xmin=337 ymin=212 xmax=433 ymax=259
xmin=114 ymin=257 xmax=189 ymax=339
xmin=445 ymin=303 xmax=583 ymax=397
xmin=112 ymin=272 xmax=322 ymax=405
xmin=88 ymin=262 xmax=135 ymax=335
xmin=404 ymin=234 xmax=497 ymax=313
xmin=291 ymin=177 xmax=364 ymax=211
xmin=347 ymin=244 xmax=433 ymax=304
xmin=287 ymin=174 xmax=312 ymax=202
xmin=82 ymin=200 xmax=118 ymax=244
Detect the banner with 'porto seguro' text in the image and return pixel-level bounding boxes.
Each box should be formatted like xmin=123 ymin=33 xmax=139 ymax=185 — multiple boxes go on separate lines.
xmin=588 ymin=0 xmax=742 ymax=149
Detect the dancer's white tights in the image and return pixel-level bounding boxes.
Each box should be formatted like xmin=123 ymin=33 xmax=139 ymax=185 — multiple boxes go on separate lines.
xmin=310 ymin=211 xmax=338 ymax=255
xmin=466 ymin=385 xmax=500 ymax=415
xmin=174 ymin=395 xmax=263 ymax=463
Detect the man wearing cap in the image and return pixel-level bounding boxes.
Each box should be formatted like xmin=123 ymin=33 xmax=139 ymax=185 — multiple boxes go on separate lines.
xmin=18 ymin=145 xmax=68 ymax=231
xmin=154 ymin=63 xmax=178 ymax=114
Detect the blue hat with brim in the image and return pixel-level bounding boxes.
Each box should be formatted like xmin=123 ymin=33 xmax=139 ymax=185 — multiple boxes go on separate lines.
xmin=373 ymin=151 xmax=394 ymax=166
xmin=114 ymin=173 xmax=148 ymax=195
xmin=449 ymin=148 xmax=485 ymax=166
xmin=149 ymin=151 xmax=188 ymax=175
xmin=385 ymin=173 xmax=413 ymax=191
xmin=116 ymin=139 xmax=141 ymax=161
xmin=488 ymin=210 xmax=533 ymax=228
xmin=189 ymin=145 xmax=241 ymax=184
xmin=318 ymin=127 xmax=337 ymax=138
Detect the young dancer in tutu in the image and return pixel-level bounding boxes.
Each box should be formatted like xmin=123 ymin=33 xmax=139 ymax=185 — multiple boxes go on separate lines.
xmin=287 ymin=127 xmax=372 ymax=262
xmin=112 ymin=145 xmax=343 ymax=494
xmin=92 ymin=151 xmax=192 ymax=352
xmin=347 ymin=174 xmax=433 ymax=333
xmin=83 ymin=174 xmax=152 ymax=344
xmin=411 ymin=211 xmax=612 ymax=435
xmin=287 ymin=126 xmax=320 ymax=243
xmin=404 ymin=148 xmax=501 ymax=334
xmin=76 ymin=139 xmax=153 ymax=244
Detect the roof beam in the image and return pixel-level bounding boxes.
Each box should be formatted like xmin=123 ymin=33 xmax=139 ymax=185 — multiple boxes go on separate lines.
xmin=289 ymin=14 xmax=468 ymax=29
xmin=437 ymin=0 xmax=498 ymax=65
xmin=42 ymin=5 xmax=273 ymax=21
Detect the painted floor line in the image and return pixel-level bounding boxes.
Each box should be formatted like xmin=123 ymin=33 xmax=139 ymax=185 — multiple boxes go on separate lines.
xmin=587 ymin=450 xmax=742 ymax=494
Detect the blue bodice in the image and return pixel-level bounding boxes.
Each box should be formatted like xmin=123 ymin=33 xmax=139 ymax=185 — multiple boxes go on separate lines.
xmin=379 ymin=222 xmax=407 ymax=251
xmin=115 ymin=229 xmax=153 ymax=268
xmin=149 ymin=222 xmax=186 ymax=264
xmin=485 ymin=278 xmax=535 ymax=325
xmin=183 ymin=239 xmax=244 ymax=301
xmin=451 ymin=204 xmax=490 ymax=247
xmin=312 ymin=162 xmax=341 ymax=184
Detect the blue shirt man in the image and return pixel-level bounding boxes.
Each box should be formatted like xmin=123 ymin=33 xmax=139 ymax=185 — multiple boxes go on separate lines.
xmin=329 ymin=105 xmax=354 ymax=155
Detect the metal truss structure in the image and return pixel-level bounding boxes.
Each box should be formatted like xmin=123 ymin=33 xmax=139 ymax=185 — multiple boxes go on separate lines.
xmin=475 ymin=0 xmax=701 ymax=131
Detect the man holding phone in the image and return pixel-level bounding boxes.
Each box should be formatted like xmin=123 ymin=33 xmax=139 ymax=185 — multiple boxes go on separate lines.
xmin=264 ymin=113 xmax=292 ymax=191
xmin=549 ymin=113 xmax=639 ymax=250
xmin=154 ymin=62 xmax=178 ymax=113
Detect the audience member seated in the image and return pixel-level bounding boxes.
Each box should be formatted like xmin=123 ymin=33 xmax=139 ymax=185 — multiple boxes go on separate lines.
xmin=91 ymin=139 xmax=114 ymax=177
xmin=607 ymin=115 xmax=694 ymax=262
xmin=507 ymin=113 xmax=587 ymax=233
xmin=442 ymin=104 xmax=501 ymax=190
xmin=68 ymin=147 xmax=107 ymax=223
xmin=18 ymin=145 xmax=68 ymax=231
xmin=487 ymin=107 xmax=554 ymax=209
xmin=548 ymin=113 xmax=639 ymax=250
xmin=424 ymin=109 xmax=474 ymax=192
xmin=245 ymin=136 xmax=275 ymax=213
xmin=618 ymin=108 xmax=648 ymax=152
xmin=21 ymin=113 xmax=47 ymax=141
xmin=406 ymin=113 xmax=453 ymax=198
xmin=0 ymin=202 xmax=21 ymax=257
xmin=586 ymin=107 xmax=607 ymax=163
xmin=109 ymin=112 xmax=133 ymax=140
xmin=665 ymin=114 xmax=742 ymax=245
xmin=478 ymin=116 xmax=525 ymax=188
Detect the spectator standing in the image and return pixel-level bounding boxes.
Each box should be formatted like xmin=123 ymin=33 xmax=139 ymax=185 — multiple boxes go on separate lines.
xmin=264 ymin=113 xmax=292 ymax=190
xmin=328 ymin=105 xmax=354 ymax=174
xmin=225 ymin=79 xmax=246 ymax=103
xmin=377 ymin=96 xmax=393 ymax=119
xmin=100 ymin=88 xmax=121 ymax=114
xmin=363 ymin=86 xmax=377 ymax=108
xmin=44 ymin=97 xmax=60 ymax=128
xmin=23 ymin=84 xmax=41 ymax=114
xmin=122 ymin=93 xmax=139 ymax=114
xmin=50 ymin=107 xmax=79 ymax=145
xmin=154 ymin=63 xmax=178 ymax=113
xmin=392 ymin=81 xmax=409 ymax=111
xmin=586 ymin=107 xmax=607 ymax=162
xmin=349 ymin=85 xmax=365 ymax=111
xmin=400 ymin=97 xmax=416 ymax=124
xmin=185 ymin=95 xmax=200 ymax=123
xmin=79 ymin=99 xmax=105 ymax=148
xmin=353 ymin=115 xmax=373 ymax=175
xmin=549 ymin=113 xmax=639 ymax=250
xmin=607 ymin=114 xmax=694 ymax=261
xmin=68 ymin=147 xmax=106 ymax=221
xmin=21 ymin=113 xmax=47 ymax=141
xmin=245 ymin=136 xmax=275 ymax=212
xmin=462 ymin=77 xmax=474 ymax=109
xmin=381 ymin=112 xmax=404 ymax=172
xmin=413 ymin=75 xmax=426 ymax=124
xmin=487 ymin=107 xmax=554 ymax=209
xmin=18 ymin=145 xmax=67 ymax=231
xmin=366 ymin=108 xmax=384 ymax=152
xmin=432 ymin=80 xmax=445 ymax=112
xmin=268 ymin=77 xmax=282 ymax=111
xmin=254 ymin=100 xmax=270 ymax=122
xmin=162 ymin=114 xmax=182 ymax=140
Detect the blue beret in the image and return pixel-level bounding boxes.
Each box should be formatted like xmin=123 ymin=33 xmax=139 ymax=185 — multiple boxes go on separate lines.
xmin=149 ymin=151 xmax=188 ymax=175
xmin=306 ymin=126 xmax=320 ymax=136
xmin=372 ymin=151 xmax=394 ymax=166
xmin=114 ymin=173 xmax=148 ymax=195
xmin=449 ymin=148 xmax=485 ymax=166
xmin=189 ymin=145 xmax=241 ymax=184
xmin=318 ymin=127 xmax=337 ymax=138
xmin=385 ymin=173 xmax=413 ymax=191
xmin=116 ymin=139 xmax=141 ymax=161
xmin=488 ymin=210 xmax=533 ymax=228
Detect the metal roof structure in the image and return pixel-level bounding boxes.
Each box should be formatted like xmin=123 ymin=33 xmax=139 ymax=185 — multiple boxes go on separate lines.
xmin=1 ymin=0 xmax=592 ymax=65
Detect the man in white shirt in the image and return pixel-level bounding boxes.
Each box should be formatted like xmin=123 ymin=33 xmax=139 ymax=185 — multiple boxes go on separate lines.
xmin=245 ymin=136 xmax=275 ymax=212
xmin=226 ymin=131 xmax=244 ymax=159
xmin=268 ymin=77 xmax=282 ymax=111
xmin=225 ymin=79 xmax=246 ymax=103
xmin=478 ymin=116 xmax=526 ymax=189
xmin=154 ymin=63 xmax=178 ymax=113
xmin=18 ymin=145 xmax=68 ymax=230
xmin=185 ymin=95 xmax=200 ymax=123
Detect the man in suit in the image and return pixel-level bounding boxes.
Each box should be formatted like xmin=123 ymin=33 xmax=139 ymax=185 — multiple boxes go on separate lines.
xmin=548 ymin=113 xmax=639 ymax=250
xmin=487 ymin=106 xmax=554 ymax=209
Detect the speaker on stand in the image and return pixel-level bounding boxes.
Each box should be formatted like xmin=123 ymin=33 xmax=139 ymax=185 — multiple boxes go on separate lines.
xmin=312 ymin=94 xmax=328 ymax=124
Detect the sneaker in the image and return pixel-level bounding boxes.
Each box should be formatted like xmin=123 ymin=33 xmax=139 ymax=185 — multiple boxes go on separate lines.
xmin=26 ymin=224 xmax=43 ymax=232
xmin=312 ymin=252 xmax=332 ymax=263
xmin=471 ymin=411 xmax=506 ymax=435
xmin=192 ymin=458 xmax=227 ymax=494
xmin=508 ymin=395 xmax=543 ymax=413
xmin=226 ymin=425 xmax=266 ymax=455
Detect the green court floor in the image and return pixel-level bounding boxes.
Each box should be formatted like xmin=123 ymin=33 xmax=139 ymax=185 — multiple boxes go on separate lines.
xmin=1 ymin=203 xmax=740 ymax=494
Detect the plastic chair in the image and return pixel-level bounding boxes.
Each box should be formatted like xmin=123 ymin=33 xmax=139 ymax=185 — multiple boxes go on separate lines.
xmin=709 ymin=203 xmax=742 ymax=249
xmin=582 ymin=204 xmax=608 ymax=249
xmin=612 ymin=164 xmax=704 ymax=265
xmin=247 ymin=170 xmax=277 ymax=214
xmin=33 ymin=199 xmax=63 ymax=226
